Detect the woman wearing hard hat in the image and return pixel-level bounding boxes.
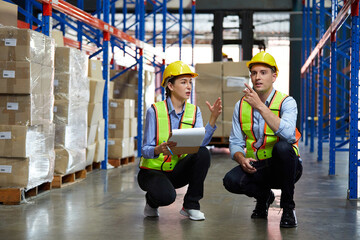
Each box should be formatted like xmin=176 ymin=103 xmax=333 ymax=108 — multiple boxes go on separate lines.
xmin=137 ymin=60 xmax=222 ymax=221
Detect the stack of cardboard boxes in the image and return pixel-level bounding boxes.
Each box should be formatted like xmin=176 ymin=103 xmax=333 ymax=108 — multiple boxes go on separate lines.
xmin=87 ymin=59 xmax=105 ymax=164
xmin=195 ymin=61 xmax=249 ymax=137
xmin=108 ymin=99 xmax=136 ymax=159
xmin=0 ymin=27 xmax=56 ymax=189
xmin=53 ymin=47 xmax=89 ymax=175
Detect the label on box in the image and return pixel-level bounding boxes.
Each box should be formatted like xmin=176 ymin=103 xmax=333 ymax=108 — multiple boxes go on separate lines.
xmin=3 ymin=70 xmax=15 ymax=78
xmin=54 ymin=79 xmax=59 ymax=86
xmin=0 ymin=132 xmax=11 ymax=139
xmin=53 ymin=106 xmax=58 ymax=112
xmin=109 ymin=124 xmax=116 ymax=129
xmin=6 ymin=102 xmax=19 ymax=110
xmin=108 ymin=140 xmax=115 ymax=145
xmin=92 ymin=62 xmax=97 ymax=70
xmin=110 ymin=102 xmax=118 ymax=108
xmin=0 ymin=165 xmax=12 ymax=173
xmin=5 ymin=39 xmax=16 ymax=46
xmin=114 ymin=90 xmax=120 ymax=94
xmin=225 ymin=76 xmax=248 ymax=87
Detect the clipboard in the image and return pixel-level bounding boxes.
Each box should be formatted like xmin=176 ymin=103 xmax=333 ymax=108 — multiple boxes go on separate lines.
xmin=167 ymin=127 xmax=205 ymax=155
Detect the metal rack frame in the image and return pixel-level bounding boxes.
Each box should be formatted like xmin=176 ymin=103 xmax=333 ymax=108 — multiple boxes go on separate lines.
xmin=301 ymin=0 xmax=359 ymax=199
xmin=7 ymin=0 xmax=173 ymax=169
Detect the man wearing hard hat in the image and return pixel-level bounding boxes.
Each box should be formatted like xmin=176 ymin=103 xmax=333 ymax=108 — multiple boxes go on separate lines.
xmin=138 ymin=61 xmax=222 ymax=221
xmin=222 ymin=52 xmax=303 ymax=228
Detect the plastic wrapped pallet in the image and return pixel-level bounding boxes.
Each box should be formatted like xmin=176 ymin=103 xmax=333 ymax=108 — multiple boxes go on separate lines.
xmin=0 ymin=124 xmax=55 ymax=158
xmin=54 ymin=147 xmax=86 ymax=175
xmin=54 ymin=46 xmax=89 ymax=174
xmin=0 ymin=124 xmax=55 ymax=189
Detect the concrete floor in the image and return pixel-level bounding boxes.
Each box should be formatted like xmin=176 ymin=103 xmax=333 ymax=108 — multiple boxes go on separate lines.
xmin=0 ymin=142 xmax=360 ymax=240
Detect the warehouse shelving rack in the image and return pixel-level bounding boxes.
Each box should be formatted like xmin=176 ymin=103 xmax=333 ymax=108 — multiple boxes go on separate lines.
xmin=7 ymin=0 xmax=196 ymax=170
xmin=301 ymin=0 xmax=360 ymax=199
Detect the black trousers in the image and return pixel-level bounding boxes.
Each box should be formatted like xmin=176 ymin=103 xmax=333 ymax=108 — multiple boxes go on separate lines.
xmin=137 ymin=147 xmax=211 ymax=210
xmin=223 ymin=141 xmax=303 ymax=209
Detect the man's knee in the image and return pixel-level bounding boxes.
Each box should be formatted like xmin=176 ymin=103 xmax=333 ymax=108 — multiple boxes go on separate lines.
xmin=273 ymin=140 xmax=294 ymax=156
xmin=196 ymin=146 xmax=211 ymax=167
xmin=223 ymin=170 xmax=243 ymax=194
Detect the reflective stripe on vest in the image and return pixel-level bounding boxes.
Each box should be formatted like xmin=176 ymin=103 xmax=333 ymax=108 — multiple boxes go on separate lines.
xmin=139 ymin=100 xmax=197 ymax=171
xmin=239 ymin=90 xmax=300 ymax=160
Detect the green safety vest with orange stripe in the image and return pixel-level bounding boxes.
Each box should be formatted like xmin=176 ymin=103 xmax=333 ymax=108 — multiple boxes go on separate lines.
xmin=239 ymin=90 xmax=301 ymax=160
xmin=139 ymin=99 xmax=197 ymax=171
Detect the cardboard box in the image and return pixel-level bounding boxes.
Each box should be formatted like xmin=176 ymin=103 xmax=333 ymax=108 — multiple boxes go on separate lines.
xmin=223 ymin=106 xmax=235 ymax=122
xmin=223 ymin=76 xmax=249 ymax=93
xmin=109 ymin=99 xmax=130 ymax=119
xmin=130 ymin=118 xmax=137 ymax=137
xmin=55 ymin=124 xmax=87 ymax=149
xmin=86 ymin=143 xmax=96 ymax=166
xmin=0 ymin=1 xmax=17 ymax=27
xmin=0 ymin=125 xmax=27 ymax=158
xmin=223 ymin=61 xmax=249 ymax=77
xmin=0 ymin=94 xmax=44 ymax=125
xmin=44 ymin=36 xmax=55 ymax=68
xmin=109 ymin=81 xmax=114 ymax=99
xmin=108 ymin=138 xmax=130 ymax=159
xmin=55 ymin=47 xmax=88 ymax=75
xmin=0 ymin=124 xmax=55 ymax=158
xmin=108 ymin=119 xmax=130 ymax=138
xmin=96 ymin=119 xmax=105 ymax=141
xmin=0 ymin=61 xmax=42 ymax=94
xmin=113 ymin=82 xmax=137 ymax=99
xmin=0 ymin=158 xmax=29 ymax=188
xmin=87 ymin=124 xmax=98 ymax=146
xmin=94 ymin=139 xmax=105 ymax=163
xmin=110 ymin=69 xmax=138 ymax=85
xmin=129 ymin=99 xmax=135 ymax=118
xmin=42 ymin=65 xmax=54 ymax=96
xmin=213 ymin=121 xmax=223 ymax=137
xmin=51 ymin=30 xmax=64 ymax=47
xmin=55 ymin=147 xmax=86 ymax=175
xmin=88 ymin=59 xmax=103 ymax=80
xmin=223 ymin=91 xmax=244 ymax=108
xmin=89 ymin=79 xmax=104 ymax=103
xmin=195 ymin=62 xmax=222 ymax=92
xmin=0 ymin=28 xmax=45 ymax=64
xmin=196 ymin=91 xmax=222 ymax=107
xmin=88 ymin=102 xmax=103 ymax=126
xmin=54 ymin=100 xmax=88 ymax=126
xmin=53 ymin=73 xmax=89 ymax=102
xmin=223 ymin=122 xmax=232 ymax=137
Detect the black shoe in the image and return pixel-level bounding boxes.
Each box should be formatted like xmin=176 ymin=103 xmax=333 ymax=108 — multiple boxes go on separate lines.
xmin=280 ymin=208 xmax=298 ymax=228
xmin=251 ymin=190 xmax=275 ymax=219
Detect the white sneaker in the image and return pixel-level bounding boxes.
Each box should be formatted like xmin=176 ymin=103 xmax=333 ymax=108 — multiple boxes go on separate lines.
xmin=144 ymin=203 xmax=159 ymax=217
xmin=180 ymin=207 xmax=205 ymax=221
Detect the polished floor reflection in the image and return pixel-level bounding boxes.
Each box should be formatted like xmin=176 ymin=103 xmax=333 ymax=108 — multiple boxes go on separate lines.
xmin=0 ymin=142 xmax=359 ymax=240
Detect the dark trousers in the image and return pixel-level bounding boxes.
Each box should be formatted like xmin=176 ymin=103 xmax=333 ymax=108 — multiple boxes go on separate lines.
xmin=137 ymin=147 xmax=211 ymax=210
xmin=223 ymin=141 xmax=303 ymax=209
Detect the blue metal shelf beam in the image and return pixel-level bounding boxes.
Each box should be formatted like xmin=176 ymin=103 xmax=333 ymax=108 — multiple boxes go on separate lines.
xmin=302 ymin=0 xmax=360 ymax=199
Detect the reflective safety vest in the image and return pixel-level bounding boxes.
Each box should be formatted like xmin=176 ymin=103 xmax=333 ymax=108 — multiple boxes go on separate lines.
xmin=239 ymin=90 xmax=301 ymax=160
xmin=139 ymin=100 xmax=197 ymax=171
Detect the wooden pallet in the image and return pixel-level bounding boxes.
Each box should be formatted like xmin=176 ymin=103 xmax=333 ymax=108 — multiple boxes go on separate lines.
xmin=108 ymin=156 xmax=136 ymax=168
xmin=0 ymin=182 xmax=52 ymax=205
xmin=86 ymin=162 xmax=102 ymax=173
xmin=52 ymin=169 xmax=87 ymax=188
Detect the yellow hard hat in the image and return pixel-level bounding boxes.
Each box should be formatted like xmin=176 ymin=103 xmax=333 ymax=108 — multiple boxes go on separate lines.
xmin=161 ymin=61 xmax=198 ymax=87
xmin=246 ymin=51 xmax=279 ymax=76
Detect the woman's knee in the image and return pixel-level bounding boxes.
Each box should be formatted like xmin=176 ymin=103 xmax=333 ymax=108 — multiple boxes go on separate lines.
xmin=151 ymin=188 xmax=177 ymax=206
xmin=195 ymin=146 xmax=211 ymax=167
